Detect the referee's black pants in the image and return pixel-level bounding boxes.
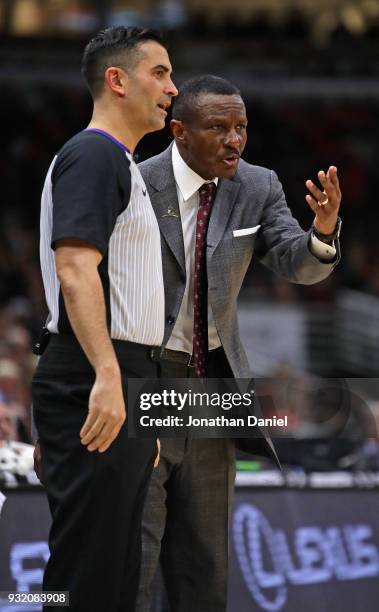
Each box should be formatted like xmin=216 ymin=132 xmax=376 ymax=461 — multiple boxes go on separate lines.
xmin=32 ymin=335 xmax=158 ymax=612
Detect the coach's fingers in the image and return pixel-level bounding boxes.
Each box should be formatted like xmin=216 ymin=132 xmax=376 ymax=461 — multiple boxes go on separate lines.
xmin=327 ymin=166 xmax=341 ymax=197
xmin=154 ymin=439 xmax=161 ymax=468
xmin=33 ymin=440 xmax=43 ymax=482
xmin=305 ymin=193 xmax=320 ymax=214
xmin=327 ymin=165 xmax=338 ymax=184
xmin=305 ymin=178 xmax=328 ymax=205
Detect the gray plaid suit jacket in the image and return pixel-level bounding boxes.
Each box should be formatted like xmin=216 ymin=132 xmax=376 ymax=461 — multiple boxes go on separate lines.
xmin=139 ymin=143 xmax=340 ymax=462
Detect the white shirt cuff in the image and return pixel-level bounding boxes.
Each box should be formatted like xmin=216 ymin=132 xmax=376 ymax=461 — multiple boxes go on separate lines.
xmin=309 ymin=233 xmax=336 ymax=260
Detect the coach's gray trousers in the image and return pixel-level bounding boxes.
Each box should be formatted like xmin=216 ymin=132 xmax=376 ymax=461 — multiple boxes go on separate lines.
xmin=136 ymin=351 xmax=236 ymax=612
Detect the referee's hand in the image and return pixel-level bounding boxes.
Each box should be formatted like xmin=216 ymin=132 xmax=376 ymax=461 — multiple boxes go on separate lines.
xmin=80 ymin=369 xmax=126 ymax=453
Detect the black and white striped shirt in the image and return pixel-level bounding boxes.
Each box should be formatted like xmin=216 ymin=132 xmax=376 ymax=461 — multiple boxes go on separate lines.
xmin=39 ymin=129 xmax=164 ymax=346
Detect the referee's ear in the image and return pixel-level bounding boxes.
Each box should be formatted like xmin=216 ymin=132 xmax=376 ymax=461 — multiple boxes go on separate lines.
xmin=104 ymin=66 xmax=128 ymax=98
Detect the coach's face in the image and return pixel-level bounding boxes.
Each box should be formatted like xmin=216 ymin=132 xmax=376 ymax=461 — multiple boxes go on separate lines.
xmin=127 ymin=41 xmax=177 ymax=133
xmin=172 ymin=93 xmax=247 ymax=180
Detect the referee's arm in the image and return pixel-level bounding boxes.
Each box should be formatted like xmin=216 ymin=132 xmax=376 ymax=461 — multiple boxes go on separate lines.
xmin=55 ymin=238 xmax=126 ymax=453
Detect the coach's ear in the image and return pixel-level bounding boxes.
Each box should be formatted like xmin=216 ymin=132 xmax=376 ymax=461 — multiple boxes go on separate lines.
xmin=171 ymin=119 xmax=186 ymax=143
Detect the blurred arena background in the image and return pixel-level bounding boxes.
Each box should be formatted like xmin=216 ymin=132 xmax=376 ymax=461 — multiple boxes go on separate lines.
xmin=1 ymin=3 xmax=379 ymax=612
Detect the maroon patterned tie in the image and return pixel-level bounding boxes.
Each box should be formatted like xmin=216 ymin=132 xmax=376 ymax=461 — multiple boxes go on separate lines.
xmin=192 ymin=182 xmax=216 ymax=377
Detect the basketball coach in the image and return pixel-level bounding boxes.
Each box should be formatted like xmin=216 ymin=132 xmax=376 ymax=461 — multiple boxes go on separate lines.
xmin=136 ymin=75 xmax=342 ymax=612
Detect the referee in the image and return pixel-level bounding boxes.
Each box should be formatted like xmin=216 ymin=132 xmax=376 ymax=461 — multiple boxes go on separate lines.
xmin=32 ymin=27 xmax=177 ymax=612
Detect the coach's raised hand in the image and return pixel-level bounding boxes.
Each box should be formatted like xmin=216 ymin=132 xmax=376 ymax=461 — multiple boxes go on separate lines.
xmin=305 ymin=166 xmax=341 ymax=236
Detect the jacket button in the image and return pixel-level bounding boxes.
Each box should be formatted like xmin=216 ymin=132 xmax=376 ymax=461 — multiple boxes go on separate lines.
xmin=167 ymin=315 xmax=175 ymax=325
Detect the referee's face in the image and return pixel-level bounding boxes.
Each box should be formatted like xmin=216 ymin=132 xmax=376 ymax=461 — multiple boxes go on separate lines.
xmin=171 ymin=93 xmax=248 ymax=180
xmin=126 ymin=41 xmax=177 ymax=133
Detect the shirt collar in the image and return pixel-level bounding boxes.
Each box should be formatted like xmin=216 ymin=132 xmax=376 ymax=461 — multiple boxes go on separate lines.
xmin=172 ymin=141 xmax=218 ymax=202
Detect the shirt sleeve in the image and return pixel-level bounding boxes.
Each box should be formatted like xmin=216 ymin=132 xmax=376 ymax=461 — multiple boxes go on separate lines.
xmin=51 ymin=137 xmax=131 ymax=254
xmin=309 ymin=233 xmax=336 ymax=260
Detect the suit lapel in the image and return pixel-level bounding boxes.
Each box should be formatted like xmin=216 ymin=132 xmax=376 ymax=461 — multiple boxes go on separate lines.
xmin=150 ymin=188 xmax=186 ymax=273
xmin=207 ymin=178 xmax=240 ymax=255
xmin=147 ymin=148 xmax=186 ymax=274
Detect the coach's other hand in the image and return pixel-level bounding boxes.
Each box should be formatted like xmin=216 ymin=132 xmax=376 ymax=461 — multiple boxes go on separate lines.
xmin=154 ymin=439 xmax=161 ymax=468
xmin=33 ymin=440 xmax=43 ymax=482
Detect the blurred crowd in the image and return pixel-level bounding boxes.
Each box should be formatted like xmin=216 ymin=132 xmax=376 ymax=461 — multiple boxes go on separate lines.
xmin=255 ymin=374 xmax=379 ymax=471
xmin=5 ymin=0 xmax=379 ymax=51
xmin=0 ymin=306 xmax=37 ymax=446
xmin=1 ymin=78 xmax=378 ymax=465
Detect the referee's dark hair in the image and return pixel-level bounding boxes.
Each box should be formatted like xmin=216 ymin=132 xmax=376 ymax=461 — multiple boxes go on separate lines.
xmin=172 ymin=75 xmax=241 ymax=123
xmin=82 ymin=26 xmax=166 ymax=99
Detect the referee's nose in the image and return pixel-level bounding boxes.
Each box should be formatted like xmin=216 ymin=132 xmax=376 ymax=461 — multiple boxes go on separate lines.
xmin=166 ymin=77 xmax=178 ymax=99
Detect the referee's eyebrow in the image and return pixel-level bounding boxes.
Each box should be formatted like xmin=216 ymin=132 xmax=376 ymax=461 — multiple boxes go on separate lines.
xmin=153 ymin=64 xmax=172 ymax=74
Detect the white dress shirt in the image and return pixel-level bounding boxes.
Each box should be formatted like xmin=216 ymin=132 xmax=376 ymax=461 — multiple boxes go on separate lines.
xmin=167 ymin=143 xmax=221 ymax=353
xmin=167 ymin=142 xmax=335 ymax=355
